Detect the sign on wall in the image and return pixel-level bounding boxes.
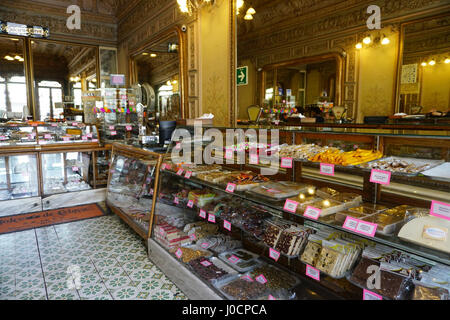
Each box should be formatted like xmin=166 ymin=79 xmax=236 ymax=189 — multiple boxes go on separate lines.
xmin=237 ymin=66 xmax=248 ymax=86
xmin=0 ymin=21 xmax=50 ymax=38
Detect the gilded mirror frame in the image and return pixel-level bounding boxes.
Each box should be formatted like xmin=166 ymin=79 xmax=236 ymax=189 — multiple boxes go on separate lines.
xmin=394 ymin=12 xmax=450 ymax=114
xmin=128 ymin=26 xmax=187 ymax=120
xmin=261 ymin=52 xmax=345 ymax=108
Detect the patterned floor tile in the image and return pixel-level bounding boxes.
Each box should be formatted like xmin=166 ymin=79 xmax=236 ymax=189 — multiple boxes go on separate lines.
xmin=78 ymin=283 xmax=110 ymax=299
xmin=94 ymin=258 xmax=121 ymax=270
xmin=103 ymin=276 xmax=131 ymax=291
xmin=128 ymin=269 xmax=154 ymax=282
xmin=14 ymin=288 xmax=47 ymax=300
xmin=15 ymin=278 xmax=45 ymax=291
xmin=47 ymin=289 xmax=80 ymax=300
xmin=99 ymin=267 xmax=127 ymax=280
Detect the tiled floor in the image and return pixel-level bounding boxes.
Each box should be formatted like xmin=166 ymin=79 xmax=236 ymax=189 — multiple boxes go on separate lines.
xmin=0 ymin=213 xmax=188 ymax=300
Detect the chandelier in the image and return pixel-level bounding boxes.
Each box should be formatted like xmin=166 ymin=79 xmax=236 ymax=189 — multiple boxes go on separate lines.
xmin=177 ymin=0 xmax=215 ymax=15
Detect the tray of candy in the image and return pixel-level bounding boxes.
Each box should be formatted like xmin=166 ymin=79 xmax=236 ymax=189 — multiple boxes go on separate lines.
xmin=187 ymin=256 xmax=238 ymax=284
xmin=245 ymin=262 xmax=302 ymax=291
xmin=357 ymin=156 xmax=445 ymax=177
xmin=212 ymin=273 xmax=271 ymax=300
xmin=218 ymin=249 xmax=262 ymax=273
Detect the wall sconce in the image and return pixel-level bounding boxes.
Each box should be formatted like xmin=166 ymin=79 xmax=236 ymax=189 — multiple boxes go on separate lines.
xmin=421 ymin=62 xmax=427 ymax=67
xmin=381 ymin=35 xmax=390 ymax=45
xmin=244 ymin=6 xmax=256 ymax=20
xmin=362 ymin=36 xmax=371 ymax=44
xmin=236 ymin=0 xmax=244 ymax=15
xmin=177 ymin=0 xmax=215 ymax=15
xmin=355 ymin=43 xmax=362 ymax=49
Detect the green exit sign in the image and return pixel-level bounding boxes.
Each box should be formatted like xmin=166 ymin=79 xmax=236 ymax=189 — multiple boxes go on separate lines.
xmin=237 ymin=66 xmax=248 ymax=86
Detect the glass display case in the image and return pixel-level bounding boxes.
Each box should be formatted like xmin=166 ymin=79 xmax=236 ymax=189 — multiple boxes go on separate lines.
xmin=146 ymin=125 xmax=449 ymax=300
xmin=0 ymin=124 xmax=37 ymax=147
xmin=106 ymin=142 xmax=163 ymax=240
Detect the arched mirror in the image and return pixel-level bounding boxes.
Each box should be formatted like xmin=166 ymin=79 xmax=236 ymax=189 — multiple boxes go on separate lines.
xmin=129 ymin=28 xmax=186 ymax=135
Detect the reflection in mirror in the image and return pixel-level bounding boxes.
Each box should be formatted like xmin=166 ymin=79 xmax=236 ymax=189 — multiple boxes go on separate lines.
xmin=0 ymin=37 xmax=29 ymax=121
xmin=132 ymin=31 xmax=180 ymax=133
xmin=99 ymin=48 xmax=118 ymax=88
xmin=31 ymin=40 xmax=98 ymax=121
xmin=399 ymin=16 xmax=450 ymax=115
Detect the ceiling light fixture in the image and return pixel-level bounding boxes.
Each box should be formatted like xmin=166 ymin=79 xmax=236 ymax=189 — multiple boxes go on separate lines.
xmin=4 ymin=55 xmax=14 ymax=61
xmin=177 ymin=0 xmax=215 ymax=15
xmin=381 ymin=35 xmax=390 ymax=45
xmin=244 ymin=13 xmax=253 ymax=20
xmin=150 ymin=53 xmax=157 ymax=58
xmin=445 ymin=58 xmax=450 ymax=64
xmin=428 ymin=59 xmax=436 ymax=66
xmin=421 ymin=62 xmax=427 ymax=67
xmin=236 ymin=0 xmax=244 ymax=15
xmin=363 ymin=36 xmax=371 ymax=44
xmin=355 ymin=43 xmax=362 ymax=49
xmin=142 ymin=52 xmax=149 ymax=55
xmin=247 ymin=6 xmax=255 ymax=15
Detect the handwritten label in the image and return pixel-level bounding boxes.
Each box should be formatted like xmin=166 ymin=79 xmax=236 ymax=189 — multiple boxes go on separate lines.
xmin=184 ymin=171 xmax=192 ymax=179
xmin=63 ymin=137 xmax=70 ymax=141
xmin=370 ymin=169 xmax=391 ymax=185
xmin=342 ymin=216 xmax=377 ymax=237
xmin=87 ymin=133 xmax=93 ymax=138
xmin=226 ymin=183 xmax=236 ymax=193
xmin=51 ymin=123 xmax=58 ymax=127
xmin=223 ymin=220 xmax=231 ymax=231
xmin=280 ymin=157 xmax=293 ymax=168
xmin=110 ymin=131 xmax=117 ymax=136
xmin=283 ymin=199 xmax=298 ymax=213
xmin=187 ymin=200 xmax=194 ymax=208
xmin=109 ymin=126 xmax=115 ymax=130
xmin=176 ymin=169 xmax=184 ymax=176
xmin=320 ymin=163 xmax=335 ymax=176
xmin=175 ymin=248 xmax=183 ymax=259
xmin=126 ymin=125 xmax=132 ymax=131
xmin=200 ymin=260 xmax=212 ymax=267
xmin=303 ymin=206 xmax=321 ymax=220
xmin=228 ymin=255 xmax=240 ymax=264
xmin=249 ymin=153 xmax=259 ymax=165
xmin=199 ymin=210 xmax=206 ymax=219
xmin=72 ymin=122 xmax=78 ymax=126
xmin=430 ymin=200 xmax=450 ymax=221
xmin=208 ymin=214 xmax=216 ymax=223
xmin=363 ymin=289 xmax=382 ymax=300
xmin=269 ymin=248 xmax=280 ymax=262
xmin=0 ymin=136 xmax=5 ymax=140
xmin=255 ymin=274 xmax=267 ymax=284
xmin=82 ymin=136 xmax=88 ymax=141
xmin=306 ymin=265 xmax=320 ymax=281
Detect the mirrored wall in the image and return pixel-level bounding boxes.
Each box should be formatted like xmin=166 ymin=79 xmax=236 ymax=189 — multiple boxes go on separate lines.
xmin=130 ymin=29 xmax=182 ymax=132
xmin=0 ymin=36 xmax=29 ymax=120
xmin=397 ymin=15 xmax=450 ymax=115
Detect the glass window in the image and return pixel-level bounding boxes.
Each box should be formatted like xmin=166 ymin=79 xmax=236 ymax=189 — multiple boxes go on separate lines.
xmin=8 ymin=83 xmax=27 ymax=113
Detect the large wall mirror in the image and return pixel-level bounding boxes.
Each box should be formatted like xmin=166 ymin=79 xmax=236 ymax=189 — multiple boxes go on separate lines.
xmin=31 ymin=39 xmax=98 ymax=121
xmin=397 ymin=15 xmax=450 ymax=115
xmin=236 ymin=1 xmax=344 ymax=124
xmin=0 ymin=36 xmax=29 ymax=120
xmin=129 ymin=28 xmax=185 ymax=132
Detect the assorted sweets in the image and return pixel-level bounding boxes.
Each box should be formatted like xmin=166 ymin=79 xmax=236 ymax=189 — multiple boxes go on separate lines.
xmin=309 ymin=149 xmax=383 ymax=166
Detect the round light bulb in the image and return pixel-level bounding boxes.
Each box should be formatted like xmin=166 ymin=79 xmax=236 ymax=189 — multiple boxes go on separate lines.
xmin=323 ymin=200 xmax=330 ymax=207
xmin=150 ymin=53 xmax=157 ymax=58
xmin=421 ymin=62 xmax=427 ymax=67
xmin=381 ymin=37 xmax=390 ymax=45
xmin=4 ymin=55 xmax=14 ymax=61
xmin=307 ymin=187 xmax=315 ymax=195
xmin=247 ymin=7 xmax=256 ymax=14
xmin=355 ymin=43 xmax=362 ymax=49
xmin=428 ymin=60 xmax=436 ymax=66
xmin=236 ymin=0 xmax=244 ymax=9
xmin=445 ymin=58 xmax=450 ymax=64
xmin=363 ymin=36 xmax=371 ymax=44
xmin=142 ymin=52 xmax=149 ymax=55
xmin=244 ymin=13 xmax=253 ymax=20
xmin=299 ymin=194 xmax=305 ymax=200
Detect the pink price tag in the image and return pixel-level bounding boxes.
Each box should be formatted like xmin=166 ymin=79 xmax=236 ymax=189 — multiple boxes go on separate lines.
xmin=225 ymin=149 xmax=233 ymax=159
xmin=92 ymin=139 xmax=98 ymax=142
xmin=228 ymin=255 xmax=240 ymax=264
xmin=430 ymin=200 xmax=450 ymax=221
xmin=283 ymin=199 xmax=298 ymax=213
xmin=199 ymin=210 xmax=206 ymax=219
xmin=280 ymin=157 xmax=293 ymax=168
xmin=268 ymin=295 xmax=276 ymax=300
xmin=109 ymin=126 xmax=115 ymax=130
xmin=208 ymin=214 xmax=216 ymax=223
xmin=201 ymin=243 xmax=209 ymax=249
xmin=255 ymin=274 xmax=267 ymax=284
xmin=320 ymin=163 xmax=335 ymax=176
xmin=159 ymin=228 xmax=165 ymax=236
xmin=342 ymin=216 xmax=378 ymax=237
xmin=87 ymin=133 xmax=93 ymax=138
xmin=303 ymin=206 xmax=322 ymax=220
xmin=187 ymin=200 xmax=194 ymax=208
xmin=184 ymin=171 xmax=192 ymax=179
xmin=249 ymin=154 xmax=259 ymax=165
xmin=51 ymin=123 xmax=58 ymax=127
xmin=269 ymin=248 xmax=280 ymax=262
xmin=189 ymin=233 xmax=196 ymax=241
xmin=176 ymin=168 xmax=184 ymax=176
xmin=175 ymin=248 xmax=183 ymax=259
xmin=306 ymin=265 xmax=320 ymax=281
xmin=72 ymin=122 xmax=78 ymax=126
xmin=200 ymin=260 xmax=212 ymax=267
xmin=44 ymin=134 xmax=51 ymax=139
xmin=342 ymin=216 xmax=359 ymax=231
xmin=175 ymin=142 xmax=181 ymax=150
xmin=223 ymin=220 xmax=231 ymax=231
xmin=126 ymin=125 xmax=132 ymax=131
xmin=82 ymin=136 xmax=88 ymax=141
xmin=161 ymin=163 xmax=166 ymax=170
xmin=72 ymin=166 xmax=79 ymax=172
xmin=110 ymin=131 xmax=117 ymax=136
xmin=370 ymin=169 xmax=391 ymax=185
xmin=363 ymin=289 xmax=383 ymax=300
xmin=63 ymin=137 xmax=70 ymax=141
xmin=226 ymin=183 xmax=236 ymax=193
xmin=31 ymin=123 xmax=38 ymax=127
